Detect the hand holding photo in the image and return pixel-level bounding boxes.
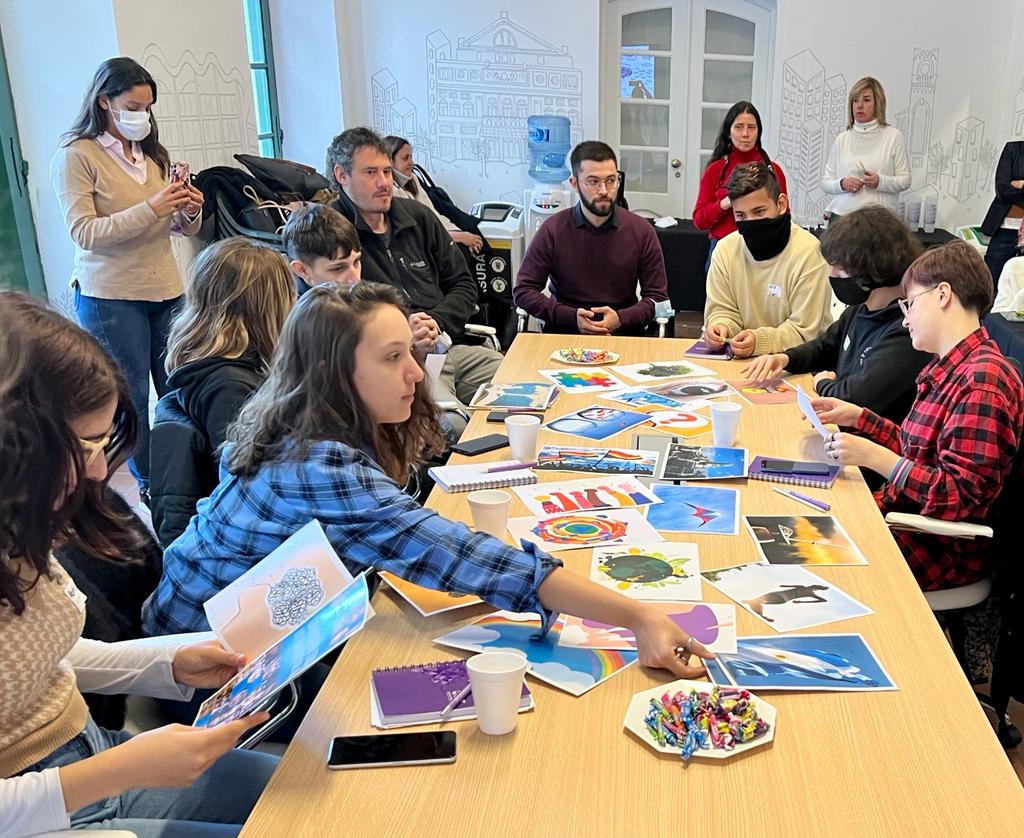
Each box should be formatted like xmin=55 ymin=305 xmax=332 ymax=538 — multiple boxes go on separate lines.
xmin=544 ymin=404 xmax=651 ymax=441
xmin=797 ymin=386 xmax=830 ymax=438
xmin=744 ymin=515 xmax=868 ymax=566
xmin=589 ymin=541 xmax=701 ymax=600
xmin=701 ymin=562 xmax=872 ymax=632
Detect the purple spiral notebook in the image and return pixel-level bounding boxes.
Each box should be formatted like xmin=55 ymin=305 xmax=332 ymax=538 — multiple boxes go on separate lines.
xmin=747 ymin=456 xmax=839 ymax=489
xmin=370 ymin=659 xmax=533 ymax=728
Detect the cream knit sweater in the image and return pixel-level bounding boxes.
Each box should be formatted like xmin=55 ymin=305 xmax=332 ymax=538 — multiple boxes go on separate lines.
xmin=50 ymin=139 xmax=185 ymax=301
xmin=704 ymin=224 xmax=833 ymax=357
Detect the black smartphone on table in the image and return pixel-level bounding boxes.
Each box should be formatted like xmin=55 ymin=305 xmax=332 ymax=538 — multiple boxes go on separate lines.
xmin=450 ymin=433 xmax=509 ymax=456
xmin=326 ymin=732 xmax=457 ymax=770
xmin=761 ymin=459 xmax=832 ymax=475
xmin=486 ymin=410 xmax=544 ymax=423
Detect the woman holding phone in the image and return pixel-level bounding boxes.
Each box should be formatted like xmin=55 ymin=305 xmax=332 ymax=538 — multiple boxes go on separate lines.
xmin=51 ymin=57 xmax=205 ymax=503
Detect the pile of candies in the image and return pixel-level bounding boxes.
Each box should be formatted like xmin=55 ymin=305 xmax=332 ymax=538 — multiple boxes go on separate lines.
xmin=643 ymin=686 xmax=770 ymax=760
xmin=560 ymin=348 xmax=613 ymax=364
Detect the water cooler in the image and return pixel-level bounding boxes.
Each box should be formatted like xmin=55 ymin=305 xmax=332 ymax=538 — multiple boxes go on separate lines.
xmin=523 ymin=115 xmax=575 ymax=248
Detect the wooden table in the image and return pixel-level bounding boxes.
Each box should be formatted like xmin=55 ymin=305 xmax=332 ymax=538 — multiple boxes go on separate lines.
xmin=241 ymin=334 xmax=1024 ymax=838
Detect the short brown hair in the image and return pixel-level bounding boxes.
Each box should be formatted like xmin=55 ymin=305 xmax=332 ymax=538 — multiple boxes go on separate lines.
xmin=282 ymin=204 xmax=361 ymax=264
xmin=900 ymin=240 xmax=994 ymax=315
xmin=570 ymin=141 xmax=617 ymax=177
xmin=726 ymin=162 xmax=780 ymax=202
xmin=847 ymin=77 xmax=887 ymax=130
xmin=820 ymin=206 xmax=923 ymax=289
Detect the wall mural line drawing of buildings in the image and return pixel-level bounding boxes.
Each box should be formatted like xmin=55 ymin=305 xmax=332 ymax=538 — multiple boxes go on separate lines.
xmin=777 ymin=46 xmax=997 ymax=222
xmin=141 ymin=45 xmax=256 ymax=171
xmin=371 ymin=11 xmax=583 ymax=170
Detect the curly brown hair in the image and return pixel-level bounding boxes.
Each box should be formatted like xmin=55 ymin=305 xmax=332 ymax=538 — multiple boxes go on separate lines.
xmin=819 ymin=205 xmax=923 ymax=290
xmin=225 ymin=281 xmax=444 ymax=483
xmin=0 ymin=293 xmax=143 ymax=614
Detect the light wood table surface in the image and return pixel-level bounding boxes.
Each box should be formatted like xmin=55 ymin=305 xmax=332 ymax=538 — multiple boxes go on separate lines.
xmin=241 ymin=333 xmax=1024 ymax=838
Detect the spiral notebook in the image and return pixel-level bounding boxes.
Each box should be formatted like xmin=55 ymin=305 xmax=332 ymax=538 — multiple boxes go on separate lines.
xmin=370 ymin=659 xmax=533 ymax=728
xmin=747 ymin=456 xmax=839 ymax=489
xmin=428 ymin=459 xmax=537 ymax=493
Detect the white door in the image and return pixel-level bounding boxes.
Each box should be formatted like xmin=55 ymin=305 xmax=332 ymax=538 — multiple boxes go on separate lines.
xmin=602 ymin=0 xmax=774 ymax=218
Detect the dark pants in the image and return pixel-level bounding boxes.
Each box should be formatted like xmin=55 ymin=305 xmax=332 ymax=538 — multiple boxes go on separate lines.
xmin=75 ymin=288 xmax=182 ymax=491
xmin=985 ymin=228 xmax=1021 ymax=290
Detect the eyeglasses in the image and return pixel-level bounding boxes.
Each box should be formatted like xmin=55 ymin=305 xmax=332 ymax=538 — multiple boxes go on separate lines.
xmin=581 ymin=176 xmax=620 ymax=193
xmin=78 ymin=428 xmax=114 ymax=466
xmin=898 ymin=286 xmax=939 ymax=316
xmin=77 ymin=410 xmax=129 ymax=467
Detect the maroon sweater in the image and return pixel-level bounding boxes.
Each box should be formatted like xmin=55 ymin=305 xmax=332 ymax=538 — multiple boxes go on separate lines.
xmin=513 ymin=204 xmax=669 ymax=331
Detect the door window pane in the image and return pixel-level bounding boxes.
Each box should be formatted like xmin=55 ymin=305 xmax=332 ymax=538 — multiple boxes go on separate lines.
xmin=705 ymin=10 xmax=755 ymax=56
xmin=620 ymin=54 xmax=671 ymax=99
xmin=251 ymin=69 xmax=272 ymax=135
xmin=621 ymin=149 xmax=668 ymax=193
xmin=258 ymin=137 xmax=276 ymax=158
xmin=243 ymin=0 xmax=266 ymax=63
xmin=621 ymin=103 xmax=670 ymax=147
xmin=702 ymin=60 xmax=753 ymax=103
xmin=701 ymin=107 xmax=731 ymax=150
xmin=622 ymin=8 xmax=672 ymax=51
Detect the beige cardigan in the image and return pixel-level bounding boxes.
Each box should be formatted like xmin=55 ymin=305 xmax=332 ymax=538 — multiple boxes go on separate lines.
xmin=50 ymin=139 xmax=192 ymax=301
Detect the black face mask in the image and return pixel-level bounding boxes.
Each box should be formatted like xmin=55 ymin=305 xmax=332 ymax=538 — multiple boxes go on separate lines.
xmin=829 ymin=275 xmax=872 ymax=306
xmin=736 ymin=213 xmax=792 ymax=261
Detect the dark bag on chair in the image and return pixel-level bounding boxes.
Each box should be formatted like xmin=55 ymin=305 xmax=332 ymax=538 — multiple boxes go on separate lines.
xmin=234 ymin=154 xmax=332 ymax=201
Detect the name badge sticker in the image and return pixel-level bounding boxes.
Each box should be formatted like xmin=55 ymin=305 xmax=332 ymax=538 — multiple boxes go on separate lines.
xmin=768 ymin=283 xmax=782 ymax=298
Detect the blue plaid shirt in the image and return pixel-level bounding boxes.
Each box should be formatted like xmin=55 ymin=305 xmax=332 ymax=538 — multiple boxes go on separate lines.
xmin=142 ymin=441 xmax=562 ymax=636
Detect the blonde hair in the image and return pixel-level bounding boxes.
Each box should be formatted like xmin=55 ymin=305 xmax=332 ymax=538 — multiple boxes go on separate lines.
xmin=166 ymin=237 xmax=295 ymax=373
xmin=847 ymin=77 xmax=887 ymax=130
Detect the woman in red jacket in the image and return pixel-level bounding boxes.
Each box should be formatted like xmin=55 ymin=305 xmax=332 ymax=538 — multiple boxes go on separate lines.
xmin=693 ymin=101 xmax=787 ymax=271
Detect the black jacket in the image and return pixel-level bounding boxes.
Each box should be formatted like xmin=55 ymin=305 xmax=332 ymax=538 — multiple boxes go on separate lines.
xmin=150 ymin=351 xmax=265 ymax=546
xmin=784 ymin=300 xmax=931 ymax=425
xmin=330 ymin=191 xmax=478 ymax=336
xmin=981 ymin=142 xmax=1024 ymax=236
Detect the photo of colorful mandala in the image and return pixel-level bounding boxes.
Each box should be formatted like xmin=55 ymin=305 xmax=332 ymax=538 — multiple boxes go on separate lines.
xmin=532 ymin=514 xmax=630 ymax=545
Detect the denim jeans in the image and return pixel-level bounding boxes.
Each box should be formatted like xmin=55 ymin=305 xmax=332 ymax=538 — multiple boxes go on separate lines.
xmin=985 ymin=228 xmax=1021 ymax=290
xmin=75 ymin=289 xmax=182 ymax=491
xmin=20 ymin=716 xmax=278 ymax=836
xmin=704 ymin=237 xmax=719 ymax=275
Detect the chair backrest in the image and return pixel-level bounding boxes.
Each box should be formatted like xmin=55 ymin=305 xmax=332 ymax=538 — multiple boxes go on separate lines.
xmin=150 ymin=392 xmax=218 ymax=547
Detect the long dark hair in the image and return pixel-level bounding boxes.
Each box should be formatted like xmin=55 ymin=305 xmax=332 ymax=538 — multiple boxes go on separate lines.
xmin=226 ymin=282 xmax=444 ymax=483
xmin=382 ymin=134 xmax=418 ymax=196
xmin=62 ymin=57 xmax=171 ymax=177
xmin=708 ymin=101 xmax=769 ymax=168
xmin=0 ymin=293 xmax=143 ymax=615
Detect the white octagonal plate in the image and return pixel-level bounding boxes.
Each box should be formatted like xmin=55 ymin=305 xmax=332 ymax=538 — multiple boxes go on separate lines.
xmin=623 ymin=678 xmax=776 ymax=760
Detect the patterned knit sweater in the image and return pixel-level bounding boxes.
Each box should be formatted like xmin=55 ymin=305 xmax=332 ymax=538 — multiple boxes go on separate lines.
xmin=0 ymin=559 xmax=89 ymax=778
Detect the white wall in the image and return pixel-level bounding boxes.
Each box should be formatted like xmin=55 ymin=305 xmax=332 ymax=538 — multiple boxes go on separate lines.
xmin=0 ymin=0 xmax=118 ymax=312
xmin=769 ymin=0 xmax=1024 ymax=231
xmin=269 ymin=0 xmax=345 ymax=169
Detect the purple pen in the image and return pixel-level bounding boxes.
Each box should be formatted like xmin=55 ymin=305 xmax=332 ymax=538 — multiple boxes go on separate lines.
xmin=789 ymin=490 xmax=831 ymax=511
xmin=485 ymin=461 xmax=537 ymax=474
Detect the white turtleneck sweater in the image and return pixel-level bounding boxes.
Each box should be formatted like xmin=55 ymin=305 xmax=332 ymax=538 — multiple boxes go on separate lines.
xmin=822 ymin=119 xmax=911 ymax=214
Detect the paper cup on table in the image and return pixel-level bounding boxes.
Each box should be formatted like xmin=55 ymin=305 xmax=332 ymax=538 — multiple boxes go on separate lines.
xmin=504 ymin=414 xmax=541 ymax=462
xmin=467 ymin=489 xmax=512 ymax=538
xmin=466 ymin=651 xmax=528 ymax=735
xmin=711 ymin=402 xmax=742 ymax=446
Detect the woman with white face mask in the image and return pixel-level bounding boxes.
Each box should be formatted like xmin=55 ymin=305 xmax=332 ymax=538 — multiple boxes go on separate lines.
xmin=51 ymin=57 xmax=206 ymax=505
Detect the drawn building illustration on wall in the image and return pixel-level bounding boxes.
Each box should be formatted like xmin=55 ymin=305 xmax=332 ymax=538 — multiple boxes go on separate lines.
xmin=372 ymin=68 xmax=419 ymax=138
xmin=894 ymin=48 xmax=937 ymax=171
xmin=424 ymin=11 xmax=582 ymax=164
xmin=141 ymin=45 xmax=255 ymax=170
xmin=948 ymin=116 xmax=985 ymax=202
xmin=1014 ymin=75 xmax=1024 ymax=138
xmin=777 ymin=50 xmax=830 ymax=223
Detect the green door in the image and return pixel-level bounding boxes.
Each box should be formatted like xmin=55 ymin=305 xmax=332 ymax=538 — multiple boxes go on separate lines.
xmin=0 ymin=26 xmax=44 ymax=296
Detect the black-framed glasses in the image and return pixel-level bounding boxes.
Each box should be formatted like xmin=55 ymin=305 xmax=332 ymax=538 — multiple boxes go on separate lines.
xmin=898 ymin=286 xmax=939 ymax=316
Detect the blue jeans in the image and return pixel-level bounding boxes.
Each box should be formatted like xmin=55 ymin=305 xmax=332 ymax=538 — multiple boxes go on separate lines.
xmin=75 ymin=289 xmax=182 ymax=491
xmin=704 ymin=237 xmax=719 ymax=275
xmin=20 ymin=716 xmax=278 ymax=836
xmin=985 ymin=228 xmax=1021 ymax=291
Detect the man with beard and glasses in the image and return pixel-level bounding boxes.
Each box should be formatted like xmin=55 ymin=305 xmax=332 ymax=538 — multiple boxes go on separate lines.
xmin=703 ymin=163 xmax=832 ymax=358
xmin=513 ymin=141 xmax=669 ymax=336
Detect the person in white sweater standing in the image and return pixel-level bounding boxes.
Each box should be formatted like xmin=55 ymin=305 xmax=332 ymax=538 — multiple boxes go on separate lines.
xmin=0 ymin=293 xmax=276 ymax=838
xmin=51 ymin=58 xmax=205 ymax=505
xmin=821 ymin=76 xmax=911 ymax=216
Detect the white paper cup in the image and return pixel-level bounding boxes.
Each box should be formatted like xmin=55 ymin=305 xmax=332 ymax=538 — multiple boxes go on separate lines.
xmin=467 ymin=489 xmax=512 ymax=538
xmin=466 ymin=651 xmax=528 ymax=735
xmin=711 ymin=401 xmax=742 ymax=446
xmin=504 ymin=414 xmax=541 ymax=462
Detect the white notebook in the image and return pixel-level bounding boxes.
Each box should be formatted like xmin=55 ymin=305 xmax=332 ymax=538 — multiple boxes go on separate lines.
xmin=428 ymin=460 xmax=537 ymax=493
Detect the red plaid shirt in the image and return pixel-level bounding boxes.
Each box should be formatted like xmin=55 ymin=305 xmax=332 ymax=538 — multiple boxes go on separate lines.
xmin=855 ymin=328 xmax=1023 ymax=590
